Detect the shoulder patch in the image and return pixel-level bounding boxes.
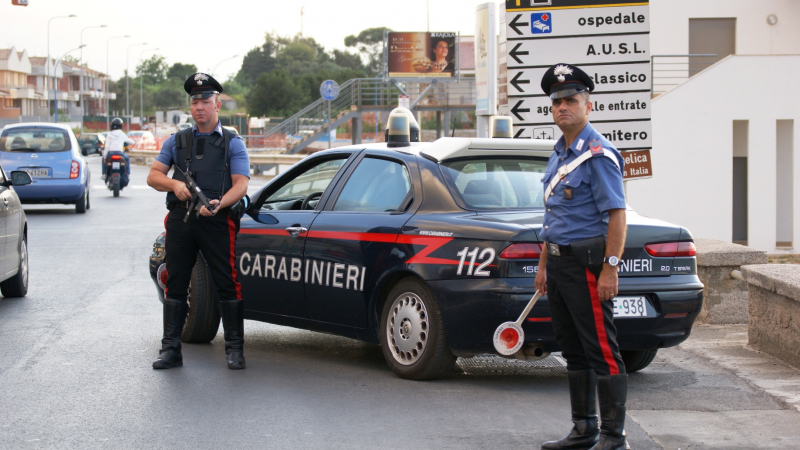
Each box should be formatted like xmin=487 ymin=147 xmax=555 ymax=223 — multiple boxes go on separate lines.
xmin=588 ymin=139 xmax=602 ymax=155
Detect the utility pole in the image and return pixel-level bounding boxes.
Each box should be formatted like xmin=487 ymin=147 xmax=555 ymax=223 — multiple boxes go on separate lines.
xmin=80 ymin=24 xmax=107 ymax=133
xmin=300 ymin=6 xmax=304 ymax=36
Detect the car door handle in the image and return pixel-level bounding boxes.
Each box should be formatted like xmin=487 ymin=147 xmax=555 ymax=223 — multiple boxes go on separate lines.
xmin=285 ymin=226 xmax=307 ymax=237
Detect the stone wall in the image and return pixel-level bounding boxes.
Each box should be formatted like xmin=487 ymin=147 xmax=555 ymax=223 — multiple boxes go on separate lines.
xmin=695 ymin=239 xmax=768 ymax=324
xmin=741 ymin=264 xmax=800 ymax=369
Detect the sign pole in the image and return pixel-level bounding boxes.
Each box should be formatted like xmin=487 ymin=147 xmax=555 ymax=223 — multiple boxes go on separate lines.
xmin=327 ymin=100 xmax=331 ymax=149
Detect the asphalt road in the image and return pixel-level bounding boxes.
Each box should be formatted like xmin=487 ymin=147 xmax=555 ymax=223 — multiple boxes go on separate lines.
xmin=0 ymin=156 xmax=797 ymax=449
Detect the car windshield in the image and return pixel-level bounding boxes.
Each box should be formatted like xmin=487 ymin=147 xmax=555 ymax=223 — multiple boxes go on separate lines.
xmin=0 ymin=127 xmax=72 ymax=152
xmin=440 ymin=157 xmax=549 ymax=210
xmin=78 ymin=135 xmax=97 ymax=143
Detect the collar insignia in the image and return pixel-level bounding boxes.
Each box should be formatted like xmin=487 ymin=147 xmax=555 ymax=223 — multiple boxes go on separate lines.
xmin=553 ymin=65 xmax=573 ymax=83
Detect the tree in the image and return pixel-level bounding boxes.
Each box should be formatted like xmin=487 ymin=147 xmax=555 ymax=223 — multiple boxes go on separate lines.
xmin=246 ymin=69 xmax=307 ymax=117
xmin=235 ymin=33 xmax=281 ymax=87
xmin=167 ymin=62 xmax=198 ymax=81
xmin=332 ymin=49 xmax=365 ymax=72
xmin=344 ymin=27 xmax=391 ymax=76
xmin=136 ymin=55 xmax=168 ymax=85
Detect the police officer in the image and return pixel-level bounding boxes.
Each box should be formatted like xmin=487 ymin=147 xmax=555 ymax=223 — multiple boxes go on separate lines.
xmin=147 ymin=73 xmax=250 ymax=370
xmin=535 ymin=64 xmax=628 ymax=450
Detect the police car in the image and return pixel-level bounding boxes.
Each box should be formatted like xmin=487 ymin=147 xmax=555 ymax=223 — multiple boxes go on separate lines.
xmin=149 ymin=111 xmax=703 ymax=380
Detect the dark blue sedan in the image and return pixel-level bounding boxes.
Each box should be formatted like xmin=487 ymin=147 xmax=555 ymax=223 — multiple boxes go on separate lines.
xmin=0 ymin=123 xmax=91 ymax=213
xmin=150 ymin=137 xmax=703 ymax=380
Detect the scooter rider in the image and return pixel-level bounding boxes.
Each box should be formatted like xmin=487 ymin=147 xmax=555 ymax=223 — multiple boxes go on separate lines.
xmin=103 ymin=118 xmax=132 ymax=181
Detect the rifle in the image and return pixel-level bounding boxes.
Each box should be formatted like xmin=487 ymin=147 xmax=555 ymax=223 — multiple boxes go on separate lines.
xmin=174 ymin=165 xmax=215 ymax=222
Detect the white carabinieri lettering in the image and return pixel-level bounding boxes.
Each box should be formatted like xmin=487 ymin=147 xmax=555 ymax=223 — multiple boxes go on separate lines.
xmin=237 ymin=253 xmax=367 ymax=291
xmin=617 ymin=258 xmax=652 ymax=273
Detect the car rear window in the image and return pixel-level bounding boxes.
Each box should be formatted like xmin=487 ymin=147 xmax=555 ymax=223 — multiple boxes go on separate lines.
xmin=440 ymin=157 xmax=548 ymax=210
xmin=0 ymin=127 xmax=72 ymax=152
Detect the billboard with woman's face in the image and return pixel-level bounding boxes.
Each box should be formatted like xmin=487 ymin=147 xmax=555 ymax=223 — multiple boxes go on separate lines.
xmin=387 ymin=32 xmax=457 ymax=78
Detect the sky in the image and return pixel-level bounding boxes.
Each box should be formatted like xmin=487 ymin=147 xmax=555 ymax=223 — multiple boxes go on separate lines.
xmin=1 ymin=0 xmax=490 ymax=81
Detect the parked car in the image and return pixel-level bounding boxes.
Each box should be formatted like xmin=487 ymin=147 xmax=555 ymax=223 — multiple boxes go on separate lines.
xmin=0 ymin=167 xmax=31 ymax=297
xmin=78 ymin=132 xmax=105 ymax=156
xmin=0 ymin=123 xmax=91 ymax=213
xmin=149 ymin=134 xmax=703 ymax=380
xmin=126 ymin=130 xmax=158 ymax=151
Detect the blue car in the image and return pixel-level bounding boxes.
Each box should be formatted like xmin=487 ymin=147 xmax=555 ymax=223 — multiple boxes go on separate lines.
xmin=0 ymin=123 xmax=91 ymax=213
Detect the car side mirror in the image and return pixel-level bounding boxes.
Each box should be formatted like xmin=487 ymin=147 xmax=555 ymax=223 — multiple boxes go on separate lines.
xmin=10 ymin=171 xmax=32 ymax=186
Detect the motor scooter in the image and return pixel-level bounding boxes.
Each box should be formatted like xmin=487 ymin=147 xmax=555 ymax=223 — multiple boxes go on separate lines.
xmin=105 ymin=144 xmax=130 ymax=197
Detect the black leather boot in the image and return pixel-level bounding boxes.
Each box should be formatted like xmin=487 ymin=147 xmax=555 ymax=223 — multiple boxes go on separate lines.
xmin=589 ymin=374 xmax=628 ymax=450
xmin=542 ymin=369 xmax=600 ymax=450
xmin=152 ymin=298 xmax=188 ymax=369
xmin=219 ymin=300 xmax=246 ymax=370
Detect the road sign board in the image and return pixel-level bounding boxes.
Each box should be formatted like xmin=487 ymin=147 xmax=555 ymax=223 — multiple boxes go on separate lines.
xmin=514 ymin=119 xmax=652 ymax=150
xmin=320 ymin=80 xmax=340 ymax=101
xmin=509 ymin=91 xmax=651 ymax=123
xmin=507 ymin=62 xmax=652 ymax=95
xmin=501 ymin=0 xmax=653 ymax=156
xmin=621 ymin=149 xmax=653 ymax=179
xmin=506 ymin=5 xmax=649 ymax=38
xmin=506 ymin=33 xmax=650 ymax=68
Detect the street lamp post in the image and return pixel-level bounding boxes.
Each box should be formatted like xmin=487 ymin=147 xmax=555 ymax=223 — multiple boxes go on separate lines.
xmin=46 ymin=14 xmax=76 ymax=114
xmin=211 ymin=55 xmax=239 ymax=77
xmin=126 ymin=42 xmax=147 ymax=132
xmin=139 ymin=48 xmax=159 ymax=128
xmin=54 ymin=45 xmax=86 ymax=123
xmin=80 ymin=24 xmax=107 ymax=133
xmin=106 ymin=35 xmax=129 ymax=131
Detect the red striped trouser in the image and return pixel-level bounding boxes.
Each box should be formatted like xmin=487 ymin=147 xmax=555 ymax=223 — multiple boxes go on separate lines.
xmin=164 ymin=207 xmax=242 ymax=302
xmin=546 ymin=254 xmax=625 ymax=375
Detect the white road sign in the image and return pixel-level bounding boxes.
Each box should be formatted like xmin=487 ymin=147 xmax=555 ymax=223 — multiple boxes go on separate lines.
xmin=507 ymin=33 xmax=650 ymax=68
xmin=507 ymin=62 xmax=652 ymax=95
xmin=502 ymin=0 xmax=652 ymax=151
xmin=515 ymin=120 xmax=652 ymax=149
xmin=509 ymin=91 xmax=651 ymax=123
xmin=506 ymin=6 xmax=649 ymax=38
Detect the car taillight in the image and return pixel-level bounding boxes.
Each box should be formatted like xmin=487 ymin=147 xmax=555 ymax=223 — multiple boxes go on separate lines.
xmin=70 ymin=160 xmax=79 ymax=179
xmin=500 ymin=243 xmax=543 ymax=259
xmin=644 ymin=241 xmax=696 ymax=257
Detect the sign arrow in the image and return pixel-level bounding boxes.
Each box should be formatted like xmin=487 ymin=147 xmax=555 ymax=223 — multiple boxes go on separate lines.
xmin=509 ymin=14 xmax=529 ymax=36
xmin=509 ymin=43 xmax=529 ymax=65
xmin=514 ymin=128 xmax=525 ymax=139
xmin=511 ymin=100 xmax=530 ymax=121
xmin=510 ymin=72 xmax=530 ymax=92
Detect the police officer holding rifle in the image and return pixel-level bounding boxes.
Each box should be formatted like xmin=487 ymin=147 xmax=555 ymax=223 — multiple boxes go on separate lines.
xmin=534 ymin=64 xmax=629 ymax=450
xmin=147 ymin=73 xmax=250 ymax=370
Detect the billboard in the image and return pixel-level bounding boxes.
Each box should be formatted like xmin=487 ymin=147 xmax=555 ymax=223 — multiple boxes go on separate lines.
xmin=387 ymin=32 xmax=458 ymax=78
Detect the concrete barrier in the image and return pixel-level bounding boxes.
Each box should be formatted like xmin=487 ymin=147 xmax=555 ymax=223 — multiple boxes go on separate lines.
xmin=126 ymin=150 xmax=305 ymax=170
xmin=741 ymin=264 xmax=800 ymax=369
xmin=695 ymin=239 xmax=768 ymax=324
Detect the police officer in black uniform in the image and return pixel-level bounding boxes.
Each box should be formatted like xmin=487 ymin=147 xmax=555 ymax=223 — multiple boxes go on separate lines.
xmin=147 ymin=73 xmax=250 ymax=370
xmin=535 ymin=64 xmax=629 ymax=450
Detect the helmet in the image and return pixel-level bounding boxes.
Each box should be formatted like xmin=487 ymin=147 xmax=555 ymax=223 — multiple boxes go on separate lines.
xmin=110 ymin=118 xmax=124 ymax=130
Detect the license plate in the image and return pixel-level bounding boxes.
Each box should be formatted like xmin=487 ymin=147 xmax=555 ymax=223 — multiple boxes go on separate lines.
xmin=112 ymin=162 xmax=120 ymax=169
xmin=20 ymin=168 xmax=51 ymax=178
xmin=613 ymin=296 xmax=648 ymax=317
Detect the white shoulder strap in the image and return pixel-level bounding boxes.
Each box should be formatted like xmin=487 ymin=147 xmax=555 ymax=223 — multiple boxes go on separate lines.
xmin=543 ymin=151 xmax=592 ymax=202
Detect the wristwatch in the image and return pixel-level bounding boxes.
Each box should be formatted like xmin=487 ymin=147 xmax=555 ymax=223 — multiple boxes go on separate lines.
xmin=604 ymin=256 xmax=620 ymax=267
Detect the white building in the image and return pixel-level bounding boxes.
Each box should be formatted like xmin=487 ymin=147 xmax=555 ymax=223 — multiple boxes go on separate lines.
xmin=623 ymin=0 xmax=800 ymax=253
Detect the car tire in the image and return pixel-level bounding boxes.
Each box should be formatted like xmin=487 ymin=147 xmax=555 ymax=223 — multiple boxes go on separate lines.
xmin=181 ymin=254 xmax=221 ymax=344
xmin=1 ymin=237 xmax=28 ymax=298
xmin=621 ymin=349 xmax=657 ymax=373
xmin=379 ymin=278 xmax=456 ymax=380
xmin=75 ymin=190 xmax=87 ymax=213
xmin=86 ymin=187 xmax=91 ymax=210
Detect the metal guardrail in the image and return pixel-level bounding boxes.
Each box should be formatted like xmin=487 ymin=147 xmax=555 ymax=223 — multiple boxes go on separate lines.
xmin=260 ymin=77 xmax=477 ymax=152
xmin=127 ymin=150 xmax=304 ymax=167
xmin=650 ymin=54 xmax=717 ymax=97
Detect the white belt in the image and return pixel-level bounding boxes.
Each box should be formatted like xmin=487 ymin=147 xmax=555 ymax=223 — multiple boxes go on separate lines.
xmin=543 ymin=149 xmax=621 ymax=202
